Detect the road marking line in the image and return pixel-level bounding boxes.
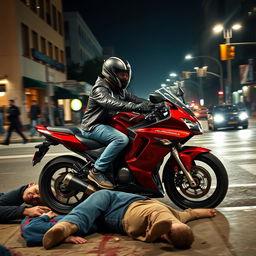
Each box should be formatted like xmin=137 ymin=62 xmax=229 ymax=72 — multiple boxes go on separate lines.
xmin=229 ymin=183 xmax=256 ymax=188
xmin=0 ymin=152 xmax=75 ymax=160
xmin=217 ymin=206 xmax=256 ymax=211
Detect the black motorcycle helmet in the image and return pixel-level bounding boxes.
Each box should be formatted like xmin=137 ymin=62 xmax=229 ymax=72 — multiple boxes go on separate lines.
xmin=102 ymin=57 xmax=131 ymax=89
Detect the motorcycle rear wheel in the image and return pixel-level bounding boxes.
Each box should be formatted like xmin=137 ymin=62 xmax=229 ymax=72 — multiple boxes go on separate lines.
xmin=163 ymin=152 xmax=228 ymax=209
xmin=39 ymin=156 xmax=90 ymax=214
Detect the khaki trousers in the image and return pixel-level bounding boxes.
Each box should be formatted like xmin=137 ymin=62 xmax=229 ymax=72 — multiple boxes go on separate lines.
xmin=122 ymin=200 xmax=198 ymax=242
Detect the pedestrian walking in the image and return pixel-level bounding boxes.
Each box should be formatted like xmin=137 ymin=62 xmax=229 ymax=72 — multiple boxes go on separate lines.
xmin=2 ymin=100 xmax=28 ymax=145
xmin=58 ymin=105 xmax=65 ymax=126
xmin=29 ymin=100 xmax=41 ymax=137
xmin=0 ymin=105 xmax=5 ymax=134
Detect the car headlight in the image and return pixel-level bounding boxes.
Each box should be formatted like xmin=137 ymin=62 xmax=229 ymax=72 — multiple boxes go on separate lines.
xmin=239 ymin=112 xmax=248 ymax=120
xmin=214 ymin=114 xmax=224 ymax=123
xmin=181 ymin=118 xmax=202 ymax=132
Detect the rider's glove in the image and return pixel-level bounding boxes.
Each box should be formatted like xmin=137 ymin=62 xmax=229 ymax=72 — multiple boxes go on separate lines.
xmin=135 ymin=102 xmax=155 ymax=113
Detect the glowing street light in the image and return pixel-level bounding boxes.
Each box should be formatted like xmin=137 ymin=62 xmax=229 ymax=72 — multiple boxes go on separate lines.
xmin=169 ymin=73 xmax=177 ymax=77
xmin=213 ymin=24 xmax=224 ymax=33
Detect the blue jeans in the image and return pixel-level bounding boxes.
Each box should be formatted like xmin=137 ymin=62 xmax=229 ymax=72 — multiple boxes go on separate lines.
xmin=30 ymin=119 xmax=40 ymax=136
xmin=82 ymin=125 xmax=129 ymax=172
xmin=61 ymin=190 xmax=148 ymax=235
xmin=0 ymin=113 xmax=4 ymax=134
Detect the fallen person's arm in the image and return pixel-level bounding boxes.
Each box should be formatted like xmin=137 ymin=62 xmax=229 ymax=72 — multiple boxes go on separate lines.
xmin=20 ymin=212 xmax=63 ymax=246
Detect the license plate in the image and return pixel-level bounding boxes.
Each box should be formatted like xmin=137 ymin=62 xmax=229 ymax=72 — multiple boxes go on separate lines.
xmin=228 ymin=121 xmax=238 ymax=124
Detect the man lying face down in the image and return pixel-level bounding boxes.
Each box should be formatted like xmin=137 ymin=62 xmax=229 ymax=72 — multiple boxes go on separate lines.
xmin=20 ymin=190 xmax=216 ymax=249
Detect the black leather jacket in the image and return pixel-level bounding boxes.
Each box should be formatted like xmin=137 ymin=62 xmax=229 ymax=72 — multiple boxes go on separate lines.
xmin=81 ymin=77 xmax=148 ymax=131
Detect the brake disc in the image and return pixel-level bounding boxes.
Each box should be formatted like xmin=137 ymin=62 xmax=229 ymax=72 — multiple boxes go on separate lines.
xmin=178 ymin=166 xmax=212 ymax=198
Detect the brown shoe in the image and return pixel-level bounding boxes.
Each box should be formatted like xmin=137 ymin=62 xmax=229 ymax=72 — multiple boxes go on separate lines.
xmin=43 ymin=221 xmax=78 ymax=249
xmin=88 ymin=169 xmax=114 ymax=189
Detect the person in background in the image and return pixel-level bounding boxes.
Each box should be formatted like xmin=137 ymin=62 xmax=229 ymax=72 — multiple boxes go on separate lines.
xmin=29 ymin=100 xmax=41 ymax=137
xmin=58 ymin=105 xmax=65 ymax=126
xmin=20 ymin=190 xmax=216 ymax=249
xmin=0 ymin=105 xmax=5 ymax=134
xmin=0 ymin=182 xmax=50 ymax=223
xmin=2 ymin=100 xmax=28 ymax=145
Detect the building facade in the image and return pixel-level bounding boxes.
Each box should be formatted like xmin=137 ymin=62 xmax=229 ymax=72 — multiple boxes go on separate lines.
xmin=64 ymin=12 xmax=103 ymax=66
xmin=0 ymin=0 xmax=67 ymax=125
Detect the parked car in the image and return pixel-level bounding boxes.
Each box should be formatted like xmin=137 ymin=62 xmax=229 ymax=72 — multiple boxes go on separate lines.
xmin=193 ymin=106 xmax=208 ymax=119
xmin=208 ymin=105 xmax=249 ymax=131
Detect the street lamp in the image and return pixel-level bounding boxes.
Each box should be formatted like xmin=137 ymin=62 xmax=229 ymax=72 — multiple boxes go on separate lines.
xmin=169 ymin=73 xmax=177 ymax=77
xmin=212 ymin=23 xmax=242 ymax=103
xmin=185 ymin=54 xmax=224 ymax=92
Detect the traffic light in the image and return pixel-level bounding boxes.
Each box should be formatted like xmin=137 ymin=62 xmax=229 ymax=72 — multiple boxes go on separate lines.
xmin=182 ymin=71 xmax=190 ymax=79
xmin=218 ymin=90 xmax=224 ymax=95
xmin=219 ymin=44 xmax=236 ymax=61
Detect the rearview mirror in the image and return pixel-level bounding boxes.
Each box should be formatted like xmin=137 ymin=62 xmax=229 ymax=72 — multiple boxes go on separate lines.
xmin=149 ymin=93 xmax=164 ymax=104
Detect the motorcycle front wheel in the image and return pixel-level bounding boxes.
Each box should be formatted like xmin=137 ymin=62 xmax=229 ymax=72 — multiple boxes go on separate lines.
xmin=39 ymin=155 xmax=90 ymax=214
xmin=163 ymin=152 xmax=228 ymax=209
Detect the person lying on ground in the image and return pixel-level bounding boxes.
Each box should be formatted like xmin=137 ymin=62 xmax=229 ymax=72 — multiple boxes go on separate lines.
xmin=0 ymin=183 xmax=50 ymax=223
xmin=20 ymin=190 xmax=216 ymax=249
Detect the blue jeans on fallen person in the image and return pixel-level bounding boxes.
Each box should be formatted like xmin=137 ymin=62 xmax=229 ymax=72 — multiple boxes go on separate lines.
xmin=81 ymin=124 xmax=129 ymax=172
xmin=61 ymin=190 xmax=148 ymax=235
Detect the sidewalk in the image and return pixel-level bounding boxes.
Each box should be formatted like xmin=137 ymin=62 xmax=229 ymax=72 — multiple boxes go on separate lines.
xmin=1 ymin=207 xmax=255 ymax=256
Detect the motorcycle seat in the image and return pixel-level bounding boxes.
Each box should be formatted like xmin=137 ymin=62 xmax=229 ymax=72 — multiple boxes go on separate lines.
xmin=47 ymin=126 xmax=105 ymax=149
xmin=47 ymin=126 xmax=82 ymax=135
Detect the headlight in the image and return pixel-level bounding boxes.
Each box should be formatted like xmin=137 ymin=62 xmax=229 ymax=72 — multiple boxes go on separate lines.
xmin=181 ymin=118 xmax=202 ymax=132
xmin=214 ymin=114 xmax=224 ymax=123
xmin=239 ymin=112 xmax=248 ymax=120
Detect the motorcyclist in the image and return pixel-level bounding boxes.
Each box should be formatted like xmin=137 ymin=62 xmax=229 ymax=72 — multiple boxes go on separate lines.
xmin=81 ymin=56 xmax=154 ymax=189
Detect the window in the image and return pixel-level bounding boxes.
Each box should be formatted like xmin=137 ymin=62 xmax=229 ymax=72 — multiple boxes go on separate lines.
xmin=64 ymin=21 xmax=69 ymax=39
xmin=52 ymin=4 xmax=57 ymax=30
xmin=60 ymin=50 xmax=64 ymax=64
xmin=54 ymin=46 xmax=59 ymax=61
xmin=38 ymin=0 xmax=45 ymax=19
xmin=48 ymin=41 xmax=53 ymax=58
xmin=32 ymin=30 xmax=38 ymax=50
xmin=21 ymin=23 xmax=30 ymax=57
xmin=40 ymin=37 xmax=46 ymax=54
xmin=65 ymin=47 xmax=70 ymax=59
xmin=30 ymin=0 xmax=37 ymax=13
xmin=58 ymin=11 xmax=63 ymax=35
xmin=46 ymin=0 xmax=51 ymax=26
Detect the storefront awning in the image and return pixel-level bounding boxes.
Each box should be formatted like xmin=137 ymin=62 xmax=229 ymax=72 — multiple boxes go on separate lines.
xmin=23 ymin=76 xmax=47 ymax=89
xmin=54 ymin=86 xmax=78 ymax=99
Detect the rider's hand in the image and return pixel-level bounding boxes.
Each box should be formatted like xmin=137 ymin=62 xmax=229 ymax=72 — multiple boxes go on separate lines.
xmin=23 ymin=206 xmax=51 ymax=217
xmin=136 ymin=102 xmax=155 ymax=113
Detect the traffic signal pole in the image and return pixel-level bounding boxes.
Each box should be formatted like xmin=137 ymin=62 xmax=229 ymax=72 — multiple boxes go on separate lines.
xmin=224 ymin=29 xmax=232 ymax=104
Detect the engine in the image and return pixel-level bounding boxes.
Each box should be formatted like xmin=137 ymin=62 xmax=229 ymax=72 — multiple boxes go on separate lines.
xmin=117 ymin=167 xmax=132 ymax=185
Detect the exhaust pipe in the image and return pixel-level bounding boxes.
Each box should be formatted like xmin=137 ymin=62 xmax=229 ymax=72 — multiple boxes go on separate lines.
xmin=63 ymin=173 xmax=97 ymax=195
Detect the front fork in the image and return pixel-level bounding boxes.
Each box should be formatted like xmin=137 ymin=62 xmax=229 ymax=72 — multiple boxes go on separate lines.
xmin=171 ymin=147 xmax=197 ymax=188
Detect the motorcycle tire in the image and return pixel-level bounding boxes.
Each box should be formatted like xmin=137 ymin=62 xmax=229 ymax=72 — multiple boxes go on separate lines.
xmin=39 ymin=155 xmax=89 ymax=214
xmin=163 ymin=152 xmax=228 ymax=209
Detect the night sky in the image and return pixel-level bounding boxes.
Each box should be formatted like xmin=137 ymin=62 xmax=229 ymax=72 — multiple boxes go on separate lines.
xmin=63 ymin=0 xmax=201 ymax=98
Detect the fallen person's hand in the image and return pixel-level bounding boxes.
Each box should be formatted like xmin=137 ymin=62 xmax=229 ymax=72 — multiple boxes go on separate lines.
xmin=64 ymin=236 xmax=87 ymax=244
xmin=23 ymin=206 xmax=51 ymax=217
xmin=42 ymin=210 xmax=59 ymax=218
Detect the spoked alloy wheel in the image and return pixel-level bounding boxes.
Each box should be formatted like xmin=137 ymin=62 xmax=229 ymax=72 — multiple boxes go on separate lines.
xmin=163 ymin=152 xmax=228 ymax=209
xmin=39 ymin=156 xmax=89 ymax=214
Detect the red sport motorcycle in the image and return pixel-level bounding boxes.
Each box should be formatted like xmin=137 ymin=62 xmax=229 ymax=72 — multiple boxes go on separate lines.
xmin=33 ymin=87 xmax=228 ymax=214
